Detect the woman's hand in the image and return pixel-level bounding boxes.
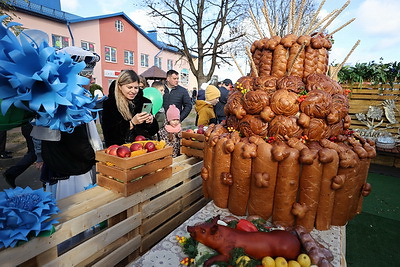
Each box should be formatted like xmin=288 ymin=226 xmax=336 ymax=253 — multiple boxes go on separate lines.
xmin=132 ymin=112 xmax=153 ymax=125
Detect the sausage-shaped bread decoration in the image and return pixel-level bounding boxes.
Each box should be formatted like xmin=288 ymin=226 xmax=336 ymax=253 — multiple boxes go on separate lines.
xmin=280 ymin=33 xmax=298 ymax=48
xmin=287 ymin=43 xmax=305 ymax=78
xmin=212 ymin=137 xmax=234 ymax=208
xmin=228 ymin=142 xmax=256 ymax=216
xmin=303 ymin=45 xmax=319 ymax=79
xmin=316 ymin=48 xmax=329 ymax=75
xmin=315 ymin=147 xmax=340 ymax=230
xmin=272 ymin=142 xmax=300 ymax=227
xmin=188 ymin=216 xmax=301 ymax=267
xmin=248 ymin=136 xmax=278 ymax=219
xmin=259 ymin=50 xmax=273 ymax=77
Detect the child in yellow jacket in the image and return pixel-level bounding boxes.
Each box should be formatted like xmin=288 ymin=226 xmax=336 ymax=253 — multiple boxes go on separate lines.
xmin=194 ymin=85 xmax=221 ymax=126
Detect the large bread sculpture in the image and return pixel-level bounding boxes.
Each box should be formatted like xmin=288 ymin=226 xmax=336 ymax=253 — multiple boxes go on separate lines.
xmin=201 ymin=33 xmax=376 ymax=232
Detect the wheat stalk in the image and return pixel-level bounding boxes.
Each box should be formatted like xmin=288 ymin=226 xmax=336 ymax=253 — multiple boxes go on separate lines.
xmin=261 ymin=5 xmax=275 ymax=37
xmin=230 ymin=53 xmax=245 ymax=77
xmin=306 ymin=9 xmax=337 ymax=35
xmin=329 ymin=18 xmax=356 ymax=36
xmin=249 ymin=9 xmax=264 ymax=39
xmin=293 ymin=0 xmax=307 ymax=35
xmin=304 ymin=0 xmax=327 ymax=35
xmin=331 ymin=40 xmax=360 ymax=79
xmin=245 ymin=46 xmax=259 ymax=77
xmin=319 ymin=0 xmax=351 ymax=34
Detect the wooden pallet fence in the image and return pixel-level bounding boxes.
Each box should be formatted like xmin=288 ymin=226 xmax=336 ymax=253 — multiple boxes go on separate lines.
xmin=0 ymin=155 xmax=205 ymax=267
xmin=343 ymin=84 xmax=400 ymax=136
xmin=180 ymin=131 xmax=205 ymax=158
xmin=96 ymin=146 xmax=173 ymax=196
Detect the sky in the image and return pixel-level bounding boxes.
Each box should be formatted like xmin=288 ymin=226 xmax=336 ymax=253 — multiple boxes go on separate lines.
xmin=60 ymin=0 xmax=400 ymax=82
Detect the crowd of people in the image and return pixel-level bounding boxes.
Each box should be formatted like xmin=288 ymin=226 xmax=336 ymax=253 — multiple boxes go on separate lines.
xmin=1 ymin=44 xmax=235 ymax=201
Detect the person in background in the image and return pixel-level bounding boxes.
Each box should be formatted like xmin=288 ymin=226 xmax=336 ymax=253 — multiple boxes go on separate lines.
xmin=191 ymin=87 xmax=197 ymax=105
xmin=215 ymin=78 xmax=232 ymax=123
xmin=2 ymin=124 xmax=36 ymax=188
xmin=158 ymin=104 xmax=181 ymax=157
xmin=195 ymin=85 xmax=221 ymax=126
xmin=151 ymin=81 xmax=166 ymax=130
xmin=197 ymin=83 xmax=207 ymax=101
xmin=90 ymin=83 xmax=104 ymax=125
xmin=163 ymin=70 xmax=192 ymax=123
xmin=39 ymin=46 xmax=102 ymax=200
xmin=102 ymin=70 xmax=159 ymax=147
xmin=0 ymin=130 xmax=12 ymax=159
xmin=139 ymin=75 xmax=149 ymax=89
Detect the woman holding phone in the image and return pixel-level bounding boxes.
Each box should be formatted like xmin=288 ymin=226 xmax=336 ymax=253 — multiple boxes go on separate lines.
xmin=102 ymin=70 xmax=159 ymax=147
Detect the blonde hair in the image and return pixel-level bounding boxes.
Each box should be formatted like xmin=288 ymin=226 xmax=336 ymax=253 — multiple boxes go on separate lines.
xmin=115 ymin=70 xmax=139 ymax=120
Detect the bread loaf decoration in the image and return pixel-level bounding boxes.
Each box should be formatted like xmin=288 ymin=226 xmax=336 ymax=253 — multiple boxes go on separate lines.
xmin=200 ymin=13 xmax=374 ymax=232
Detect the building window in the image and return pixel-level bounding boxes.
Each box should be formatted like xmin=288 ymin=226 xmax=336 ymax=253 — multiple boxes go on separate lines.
xmin=52 ymin=34 xmax=69 ymax=49
xmin=180 ymin=68 xmax=189 ymax=85
xmin=115 ymin=20 xmax=124 ymax=32
xmin=105 ymin=46 xmax=117 ymax=63
xmin=124 ymin=50 xmax=134 ymax=65
xmin=155 ymin=56 xmax=162 ymax=68
xmin=81 ymin=41 xmax=95 ymax=52
xmin=141 ymin=54 xmax=149 ymax=67
xmin=167 ymin=59 xmax=174 ymax=70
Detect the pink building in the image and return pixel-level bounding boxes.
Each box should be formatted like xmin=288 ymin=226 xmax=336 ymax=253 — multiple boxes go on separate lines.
xmin=8 ymin=0 xmax=195 ymax=95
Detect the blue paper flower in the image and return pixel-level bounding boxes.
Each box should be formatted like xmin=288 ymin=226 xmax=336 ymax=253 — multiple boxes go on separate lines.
xmin=0 ymin=187 xmax=59 ymax=248
xmin=0 ymin=15 xmax=100 ymax=132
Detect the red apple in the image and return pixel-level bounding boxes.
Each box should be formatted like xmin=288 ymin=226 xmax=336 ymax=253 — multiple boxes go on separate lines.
xmin=198 ymin=125 xmax=204 ymax=129
xmin=108 ymin=146 xmax=119 ymax=156
xmin=116 ymin=146 xmax=131 ymax=158
xmin=130 ymin=142 xmax=143 ymax=151
xmin=144 ymin=141 xmax=156 ymax=152
xmin=106 ymin=144 xmax=119 ymax=154
xmin=186 ymin=129 xmax=194 ymax=133
xmin=135 ymin=135 xmax=147 ymax=141
xmin=196 ymin=128 xmax=205 ymax=134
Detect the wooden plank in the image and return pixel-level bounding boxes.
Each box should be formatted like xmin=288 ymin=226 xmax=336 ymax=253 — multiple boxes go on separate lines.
xmin=96 ymin=156 xmax=172 ymax=182
xmin=181 ymin=131 xmax=205 ymax=141
xmin=43 ymin=213 xmax=141 ymax=267
xmin=181 ymin=146 xmax=204 ymax=158
xmin=92 ymin=235 xmax=141 ymax=267
xmin=141 ymin=176 xmax=202 ymax=218
xmin=342 ymin=84 xmax=400 ymax=89
xmin=96 ymin=146 xmax=173 ymax=169
xmin=140 ymin=198 xmax=208 ymax=253
xmin=181 ymin=138 xmax=205 ymax=149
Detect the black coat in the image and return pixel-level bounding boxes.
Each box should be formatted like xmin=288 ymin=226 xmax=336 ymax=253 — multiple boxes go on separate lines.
xmin=214 ymin=86 xmax=230 ymax=123
xmin=102 ymin=89 xmax=159 ymax=147
xmin=41 ymin=124 xmax=95 ymax=177
xmin=163 ymin=84 xmax=192 ymax=122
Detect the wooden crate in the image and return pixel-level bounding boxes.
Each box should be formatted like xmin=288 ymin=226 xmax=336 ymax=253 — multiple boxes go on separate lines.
xmin=180 ymin=131 xmax=205 ymax=158
xmin=96 ymin=146 xmax=173 ymax=196
xmin=0 ymin=155 xmax=205 ymax=267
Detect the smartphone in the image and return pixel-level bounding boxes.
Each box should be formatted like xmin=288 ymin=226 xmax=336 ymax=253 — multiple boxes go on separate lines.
xmin=141 ymin=103 xmax=153 ymax=114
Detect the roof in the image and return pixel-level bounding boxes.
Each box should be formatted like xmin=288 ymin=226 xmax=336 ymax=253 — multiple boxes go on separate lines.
xmin=68 ymin=12 xmax=181 ymax=55
xmin=140 ymin=65 xmax=167 ymax=80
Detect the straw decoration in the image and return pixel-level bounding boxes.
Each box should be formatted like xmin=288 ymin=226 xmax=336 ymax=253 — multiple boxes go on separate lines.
xmin=230 ymin=53 xmax=245 ymax=77
xmin=306 ymin=9 xmax=337 ymax=35
xmin=329 ymin=18 xmax=356 ymax=36
xmin=293 ymin=0 xmax=307 ymax=35
xmin=331 ymin=40 xmax=360 ymax=79
xmin=290 ymin=0 xmax=295 ymax=34
xmin=319 ymin=0 xmax=351 ymax=34
xmin=245 ymin=46 xmax=259 ymax=77
xmin=261 ymin=5 xmax=275 ymax=37
xmin=249 ymin=9 xmax=264 ymax=39
xmin=305 ymin=0 xmax=327 ymax=34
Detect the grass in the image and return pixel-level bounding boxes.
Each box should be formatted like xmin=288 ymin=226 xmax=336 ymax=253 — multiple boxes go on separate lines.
xmin=346 ymin=172 xmax=400 ymax=266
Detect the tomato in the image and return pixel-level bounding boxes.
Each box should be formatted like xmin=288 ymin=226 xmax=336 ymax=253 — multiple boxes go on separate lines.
xmin=236 ymin=219 xmax=258 ymax=232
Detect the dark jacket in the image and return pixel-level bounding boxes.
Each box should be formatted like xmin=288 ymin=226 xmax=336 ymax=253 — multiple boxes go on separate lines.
xmin=214 ymin=86 xmax=230 ymax=123
xmin=102 ymin=89 xmax=159 ymax=147
xmin=163 ymin=84 xmax=192 ymax=122
xmin=41 ymin=124 xmax=95 ymax=177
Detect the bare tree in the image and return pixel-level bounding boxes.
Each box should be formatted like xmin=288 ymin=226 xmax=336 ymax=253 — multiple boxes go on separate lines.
xmin=143 ymin=0 xmax=247 ymax=87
